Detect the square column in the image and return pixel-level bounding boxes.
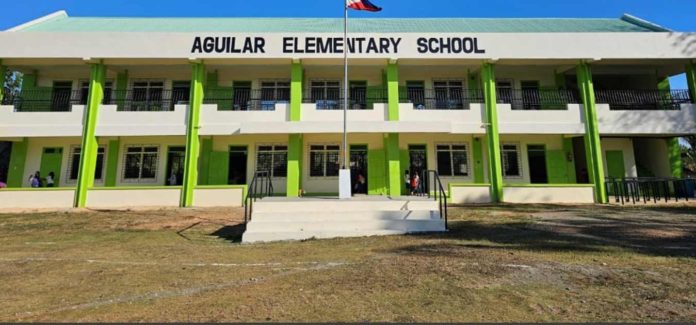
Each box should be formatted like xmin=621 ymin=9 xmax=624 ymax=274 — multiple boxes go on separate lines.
xmin=286 ymin=134 xmax=303 ymax=197
xmin=386 ymin=61 xmax=400 ymax=121
xmin=481 ymin=63 xmax=503 ymax=202
xmin=687 ymin=61 xmax=696 ymax=104
xmin=74 ymin=62 xmax=106 ymax=207
xmin=384 ymin=133 xmax=401 ymax=197
xmin=576 ymin=62 xmax=607 ymax=203
xmin=290 ymin=61 xmax=303 ymax=121
xmin=180 ymin=62 xmax=205 ymax=207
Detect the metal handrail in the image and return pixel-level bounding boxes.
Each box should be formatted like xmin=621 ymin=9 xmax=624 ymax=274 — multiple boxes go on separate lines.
xmin=605 ymin=177 xmax=695 ymax=205
xmin=497 ymin=89 xmax=581 ymax=110
xmin=400 ymin=87 xmax=484 ymax=110
xmin=302 ymin=88 xmax=387 ymax=110
xmin=205 ymin=88 xmax=289 ymax=111
xmin=244 ymin=170 xmax=274 ymax=224
xmin=595 ymin=89 xmax=692 ymax=110
xmin=423 ymin=169 xmax=449 ymax=230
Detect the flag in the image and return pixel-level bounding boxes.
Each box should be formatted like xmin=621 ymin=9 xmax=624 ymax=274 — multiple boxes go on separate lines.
xmin=346 ymin=0 xmax=382 ymax=12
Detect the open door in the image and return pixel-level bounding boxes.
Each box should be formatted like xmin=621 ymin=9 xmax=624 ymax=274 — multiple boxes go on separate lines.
xmin=165 ymin=146 xmax=186 ymax=186
xmin=350 ymin=145 xmax=368 ymax=194
xmin=40 ymin=147 xmax=63 ymax=186
xmin=527 ymin=144 xmax=548 ymax=184
xmin=228 ymin=146 xmax=248 ymax=185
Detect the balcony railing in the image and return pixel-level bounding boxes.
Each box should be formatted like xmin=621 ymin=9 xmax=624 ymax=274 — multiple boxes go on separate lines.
xmin=1 ymin=89 xmax=85 ymax=112
xmin=302 ymin=88 xmax=388 ymax=110
xmin=399 ymin=88 xmax=484 ymax=110
xmin=595 ymin=89 xmax=692 ymax=110
xmin=204 ymin=88 xmax=289 ymax=111
xmin=497 ymin=89 xmax=581 ymax=110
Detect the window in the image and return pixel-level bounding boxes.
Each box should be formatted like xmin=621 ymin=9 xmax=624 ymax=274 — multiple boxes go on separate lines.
xmin=79 ymin=81 xmax=114 ymax=105
xmin=171 ymin=81 xmax=190 ymax=106
xmin=233 ymin=81 xmax=252 ymax=111
xmin=406 ymin=81 xmax=426 ymax=109
xmin=349 ymin=81 xmax=367 ymax=109
xmin=496 ymin=79 xmax=514 ymax=105
xmin=256 ymin=145 xmax=288 ymax=178
xmin=436 ymin=144 xmax=469 ymax=177
xmin=433 ymin=80 xmax=464 ymax=109
xmin=68 ymin=146 xmax=106 ymax=182
xmin=309 ymin=145 xmax=341 ymax=177
xmin=310 ymin=80 xmax=340 ymax=110
xmin=52 ymin=81 xmax=73 ymax=112
xmin=520 ymin=80 xmax=541 ymax=110
xmin=501 ymin=144 xmax=522 ymax=178
xmin=123 ymin=145 xmax=159 ymax=181
xmin=260 ymin=80 xmax=290 ymax=110
xmin=130 ymin=80 xmax=164 ymax=111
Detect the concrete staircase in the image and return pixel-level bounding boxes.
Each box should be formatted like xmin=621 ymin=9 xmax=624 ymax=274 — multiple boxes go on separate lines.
xmin=241 ymin=197 xmax=446 ymax=243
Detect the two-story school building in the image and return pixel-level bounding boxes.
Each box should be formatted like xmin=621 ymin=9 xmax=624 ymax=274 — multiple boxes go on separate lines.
xmin=0 ymin=11 xmax=695 ymax=210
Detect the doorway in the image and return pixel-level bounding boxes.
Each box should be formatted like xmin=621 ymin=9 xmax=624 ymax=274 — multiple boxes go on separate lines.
xmin=350 ymin=145 xmax=368 ymax=194
xmin=527 ymin=144 xmax=548 ymax=184
xmin=166 ymin=146 xmax=185 ymax=186
xmin=573 ymin=137 xmax=590 ymax=183
xmin=408 ymin=145 xmax=427 ymax=195
xmin=40 ymin=147 xmax=63 ymax=186
xmin=228 ymin=146 xmax=248 ymax=185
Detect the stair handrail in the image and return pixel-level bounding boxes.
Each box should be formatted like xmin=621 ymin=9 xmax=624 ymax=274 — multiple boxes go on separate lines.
xmin=244 ymin=170 xmax=274 ymax=224
xmin=424 ymin=170 xmax=449 ymax=230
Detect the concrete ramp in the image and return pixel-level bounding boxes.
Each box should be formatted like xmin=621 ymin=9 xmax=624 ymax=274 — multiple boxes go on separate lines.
xmin=242 ymin=196 xmax=446 ymax=243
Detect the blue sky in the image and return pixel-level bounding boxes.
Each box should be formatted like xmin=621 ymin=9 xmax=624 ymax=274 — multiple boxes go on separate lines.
xmin=1 ymin=0 xmax=693 ymax=87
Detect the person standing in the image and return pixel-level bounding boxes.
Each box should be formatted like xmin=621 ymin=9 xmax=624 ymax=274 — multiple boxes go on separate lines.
xmin=29 ymin=172 xmax=40 ymax=188
xmin=404 ymin=171 xmax=411 ymax=195
xmin=46 ymin=172 xmax=55 ymax=188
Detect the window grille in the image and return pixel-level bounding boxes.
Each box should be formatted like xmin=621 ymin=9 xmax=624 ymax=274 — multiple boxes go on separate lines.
xmin=123 ymin=145 xmax=159 ymax=181
xmin=436 ymin=144 xmax=469 ymax=177
xmin=309 ymin=144 xmax=341 ymax=177
xmin=256 ymin=145 xmax=288 ymax=178
xmin=501 ymin=143 xmax=522 ymax=177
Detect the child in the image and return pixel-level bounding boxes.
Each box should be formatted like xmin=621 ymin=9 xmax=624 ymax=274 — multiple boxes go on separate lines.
xmin=404 ymin=171 xmax=411 ymax=195
xmin=29 ymin=173 xmax=40 ymax=188
xmin=46 ymin=172 xmax=55 ymax=188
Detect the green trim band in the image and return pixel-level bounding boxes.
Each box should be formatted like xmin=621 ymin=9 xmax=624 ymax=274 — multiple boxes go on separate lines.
xmin=503 ymin=183 xmax=594 ymax=188
xmin=448 ymin=183 xmax=492 ymax=187
xmin=0 ymin=187 xmax=76 ymax=192
xmin=89 ymin=186 xmax=182 ymax=191
xmin=180 ymin=62 xmax=205 ymax=207
xmin=74 ymin=63 xmax=106 ymax=207
xmin=481 ymin=63 xmax=503 ymax=203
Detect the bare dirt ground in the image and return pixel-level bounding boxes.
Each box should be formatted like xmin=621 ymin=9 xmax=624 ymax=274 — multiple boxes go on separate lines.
xmin=0 ymin=204 xmax=695 ymax=322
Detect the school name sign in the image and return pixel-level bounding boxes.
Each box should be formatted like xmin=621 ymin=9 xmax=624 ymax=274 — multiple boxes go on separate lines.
xmin=190 ymin=36 xmax=486 ymax=55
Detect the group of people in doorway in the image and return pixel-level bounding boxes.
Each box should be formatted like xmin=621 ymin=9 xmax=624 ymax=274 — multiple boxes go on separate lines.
xmin=27 ymin=171 xmax=55 ymax=188
xmin=405 ymin=170 xmax=426 ymax=196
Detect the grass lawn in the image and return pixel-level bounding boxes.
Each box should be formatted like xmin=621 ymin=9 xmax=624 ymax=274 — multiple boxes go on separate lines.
xmin=1 ymin=204 xmax=695 ymax=322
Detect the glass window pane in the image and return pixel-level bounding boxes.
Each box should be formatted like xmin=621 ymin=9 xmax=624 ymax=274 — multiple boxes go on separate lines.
xmin=437 ymin=151 xmax=452 ymax=176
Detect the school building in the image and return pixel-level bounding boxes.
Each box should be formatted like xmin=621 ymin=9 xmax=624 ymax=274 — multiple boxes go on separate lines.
xmin=0 ymin=11 xmax=695 ymax=213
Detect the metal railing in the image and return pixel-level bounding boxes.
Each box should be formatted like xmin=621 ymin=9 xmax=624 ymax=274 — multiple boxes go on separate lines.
xmin=106 ymin=89 xmax=189 ymax=111
xmin=244 ymin=170 xmax=274 ymax=224
xmin=595 ymin=89 xmax=692 ymax=110
xmin=605 ymin=177 xmax=696 ymax=205
xmin=497 ymin=89 xmax=581 ymax=110
xmin=400 ymin=88 xmax=484 ymax=110
xmin=415 ymin=170 xmax=449 ymax=230
xmin=1 ymin=89 xmax=84 ymax=112
xmin=302 ymin=88 xmax=388 ymax=110
xmin=205 ymin=88 xmax=289 ymax=111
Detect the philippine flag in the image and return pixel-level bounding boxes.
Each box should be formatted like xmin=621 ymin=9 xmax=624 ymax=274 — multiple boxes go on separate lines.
xmin=346 ymin=0 xmax=382 ymax=12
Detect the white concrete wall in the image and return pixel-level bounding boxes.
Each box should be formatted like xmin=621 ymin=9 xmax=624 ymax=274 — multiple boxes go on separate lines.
xmin=301 ymin=103 xmax=387 ymax=122
xmin=597 ymin=103 xmax=696 ymax=135
xmin=633 ymin=138 xmax=671 ymax=177
xmin=399 ymin=103 xmax=485 ymax=134
xmin=96 ymin=104 xmax=187 ymax=137
xmin=498 ymin=104 xmax=585 ymax=135
xmin=0 ymin=189 xmax=75 ymax=209
xmin=193 ymin=187 xmax=245 ymax=207
xmin=601 ymin=137 xmax=638 ymax=178
xmin=503 ymin=186 xmax=595 ymax=204
xmin=86 ymin=188 xmax=181 ymax=208
xmin=199 ymin=103 xmax=289 ymax=135
xmin=0 ymin=105 xmax=84 ymax=137
xmin=450 ymin=185 xmax=491 ymax=204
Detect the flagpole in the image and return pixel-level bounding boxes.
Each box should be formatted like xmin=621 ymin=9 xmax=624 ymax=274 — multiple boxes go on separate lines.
xmin=343 ymin=3 xmax=349 ymax=171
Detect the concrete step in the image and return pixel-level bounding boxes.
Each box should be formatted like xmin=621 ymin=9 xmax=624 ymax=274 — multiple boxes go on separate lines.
xmin=250 ymin=210 xmax=441 ymax=222
xmin=242 ymin=223 xmax=445 ymax=243
xmin=252 ymin=199 xmax=439 ymax=213
xmin=246 ymin=218 xmax=445 ymax=233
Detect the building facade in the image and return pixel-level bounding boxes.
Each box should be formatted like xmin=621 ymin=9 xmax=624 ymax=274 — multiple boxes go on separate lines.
xmin=0 ymin=11 xmax=695 ymax=209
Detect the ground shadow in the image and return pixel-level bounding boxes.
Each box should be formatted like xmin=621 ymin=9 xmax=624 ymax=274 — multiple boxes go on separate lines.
xmin=211 ymin=224 xmax=247 ymax=243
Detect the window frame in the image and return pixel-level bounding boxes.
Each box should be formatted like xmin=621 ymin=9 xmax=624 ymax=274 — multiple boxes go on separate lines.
xmin=435 ymin=143 xmax=470 ymax=177
xmin=66 ymin=145 xmax=107 ymax=184
xmin=121 ymin=144 xmax=160 ymax=183
xmin=432 ymin=80 xmax=465 ymax=110
xmin=501 ymin=143 xmax=523 ymax=178
xmin=308 ymin=143 xmax=342 ymax=178
xmin=309 ymin=80 xmax=341 ymax=110
xmin=255 ymin=144 xmax=288 ymax=179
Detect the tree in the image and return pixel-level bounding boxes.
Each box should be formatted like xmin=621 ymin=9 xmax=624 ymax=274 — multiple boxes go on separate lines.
xmin=683 ymin=136 xmax=696 ymax=177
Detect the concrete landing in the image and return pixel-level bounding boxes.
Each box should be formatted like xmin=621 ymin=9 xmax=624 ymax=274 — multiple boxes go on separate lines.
xmin=242 ymin=196 xmax=446 ymax=243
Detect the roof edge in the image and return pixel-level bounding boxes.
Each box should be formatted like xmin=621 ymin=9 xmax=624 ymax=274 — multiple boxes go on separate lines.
xmin=620 ymin=14 xmax=671 ymax=32
xmin=6 ymin=10 xmax=68 ymax=32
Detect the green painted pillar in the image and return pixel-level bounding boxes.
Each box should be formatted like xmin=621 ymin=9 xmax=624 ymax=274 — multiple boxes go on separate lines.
xmin=75 ymin=63 xmax=106 ymax=207
xmin=687 ymin=61 xmax=696 ymax=104
xmin=472 ymin=137 xmax=485 ymax=184
xmin=104 ymin=139 xmax=120 ymax=187
xmin=384 ymin=133 xmax=401 ymax=196
xmin=386 ymin=61 xmax=400 ymax=121
xmin=481 ymin=63 xmax=503 ymax=202
xmin=6 ymin=138 xmax=28 ymax=187
xmin=290 ymin=61 xmax=303 ymax=121
xmin=180 ymin=62 xmax=205 ymax=207
xmin=577 ymin=62 xmax=607 ymax=203
xmin=667 ymin=138 xmax=683 ymax=178
xmin=286 ymin=134 xmax=303 ymax=197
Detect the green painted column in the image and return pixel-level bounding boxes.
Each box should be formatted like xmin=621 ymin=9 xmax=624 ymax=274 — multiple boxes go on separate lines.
xmin=286 ymin=134 xmax=303 ymax=197
xmin=6 ymin=138 xmax=28 ymax=187
xmin=667 ymin=138 xmax=683 ymax=178
xmin=386 ymin=61 xmax=400 ymax=121
xmin=481 ymin=63 xmax=503 ymax=202
xmin=104 ymin=139 xmax=120 ymax=187
xmin=687 ymin=61 xmax=696 ymax=104
xmin=576 ymin=62 xmax=607 ymax=203
xmin=384 ymin=133 xmax=401 ymax=197
xmin=180 ymin=62 xmax=205 ymax=207
xmin=74 ymin=63 xmax=106 ymax=207
xmin=290 ymin=61 xmax=303 ymax=121
xmin=472 ymin=137 xmax=485 ymax=184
